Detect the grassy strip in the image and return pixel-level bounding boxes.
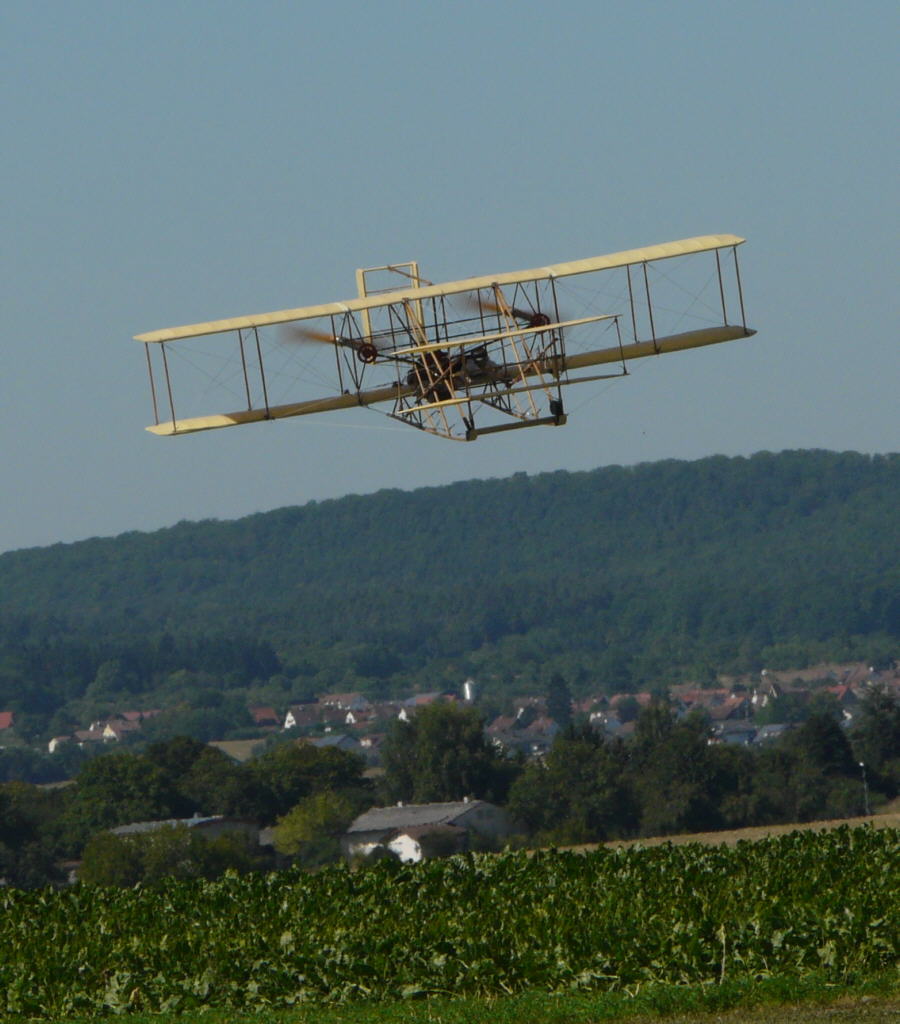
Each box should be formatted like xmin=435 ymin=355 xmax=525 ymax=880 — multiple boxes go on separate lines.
xmin=46 ymin=972 xmax=899 ymax=1024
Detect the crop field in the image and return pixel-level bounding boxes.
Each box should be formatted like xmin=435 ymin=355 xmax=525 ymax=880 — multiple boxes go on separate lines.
xmin=586 ymin=809 xmax=900 ymax=852
xmin=0 ymin=825 xmax=897 ymax=1020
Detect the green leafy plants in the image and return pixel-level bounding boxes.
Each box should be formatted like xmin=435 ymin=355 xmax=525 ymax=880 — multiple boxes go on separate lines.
xmin=0 ymin=825 xmax=896 ymax=1018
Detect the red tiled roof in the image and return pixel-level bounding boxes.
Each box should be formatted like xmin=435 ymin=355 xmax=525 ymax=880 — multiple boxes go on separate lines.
xmin=249 ymin=706 xmax=280 ymax=725
xmin=521 ymin=715 xmax=558 ymax=735
xmin=609 ymin=692 xmax=655 ymax=708
xmin=74 ymin=729 xmax=104 ymax=742
xmin=118 ymin=709 xmax=162 ymax=722
xmin=104 ymin=720 xmax=141 ymax=737
xmin=826 ymin=685 xmax=858 ymax=703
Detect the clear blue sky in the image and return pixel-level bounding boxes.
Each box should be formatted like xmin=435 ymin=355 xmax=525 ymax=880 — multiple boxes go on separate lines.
xmin=2 ymin=1 xmax=897 ymax=553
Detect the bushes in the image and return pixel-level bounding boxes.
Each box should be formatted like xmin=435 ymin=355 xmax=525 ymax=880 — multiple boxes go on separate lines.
xmin=79 ymin=825 xmax=266 ymax=886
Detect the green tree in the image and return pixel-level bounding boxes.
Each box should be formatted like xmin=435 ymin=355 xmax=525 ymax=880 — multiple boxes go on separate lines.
xmin=273 ymin=790 xmax=358 ymax=865
xmin=754 ymin=691 xmax=811 ymax=726
xmin=248 ymin=742 xmax=367 ymax=821
xmin=84 ymin=659 xmax=140 ymax=702
xmin=629 ymin=707 xmax=723 ymax=837
xmin=144 ymin=735 xmax=208 ymax=779
xmin=546 ymin=673 xmax=572 ymax=727
xmin=707 ymin=743 xmax=766 ymax=829
xmin=0 ymin=783 xmax=64 ymax=887
xmin=382 ymin=702 xmax=511 ymax=804
xmin=745 ymin=746 xmax=799 ymax=824
xmin=61 ymin=752 xmax=181 ymax=852
xmin=775 ymin=711 xmax=865 ymax=820
xmin=507 ymin=724 xmax=631 ymax=843
xmin=631 ymin=701 xmax=675 ymax=751
xmin=140 ymin=826 xmax=261 ymax=882
xmin=179 ymin=747 xmax=260 ymax=818
xmin=614 ymin=695 xmax=641 ymax=724
xmin=79 ymin=831 xmax=144 ymax=886
xmin=787 ymin=712 xmax=857 ymax=777
xmin=139 ymin=706 xmax=245 ymax=744
xmin=142 ymin=736 xmax=208 ymax=816
xmin=80 ymin=824 xmax=264 ymax=885
xmin=852 ymin=687 xmax=900 ymax=793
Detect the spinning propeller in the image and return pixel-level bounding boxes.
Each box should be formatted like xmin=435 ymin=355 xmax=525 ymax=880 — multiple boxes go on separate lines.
xmin=465 ymin=292 xmax=553 ymax=329
xmin=280 ymin=324 xmax=380 ymax=363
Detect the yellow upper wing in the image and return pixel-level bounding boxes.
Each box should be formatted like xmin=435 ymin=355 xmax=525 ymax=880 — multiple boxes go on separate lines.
xmin=135 ymin=235 xmax=745 ymax=344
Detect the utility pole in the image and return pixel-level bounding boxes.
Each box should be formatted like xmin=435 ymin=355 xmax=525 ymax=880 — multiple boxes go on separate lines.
xmin=859 ymin=761 xmax=871 ymax=817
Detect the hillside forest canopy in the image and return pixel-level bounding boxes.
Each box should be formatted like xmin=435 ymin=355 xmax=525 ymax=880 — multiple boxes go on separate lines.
xmin=0 ymin=450 xmax=897 ymax=741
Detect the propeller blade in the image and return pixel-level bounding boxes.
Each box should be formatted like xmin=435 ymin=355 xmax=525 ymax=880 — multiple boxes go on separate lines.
xmin=279 ymin=324 xmax=383 ymax=364
xmin=280 ymin=324 xmax=342 ymax=346
xmin=463 ymin=292 xmax=553 ymax=328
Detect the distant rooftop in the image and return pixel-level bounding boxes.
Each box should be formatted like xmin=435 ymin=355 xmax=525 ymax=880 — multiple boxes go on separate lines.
xmin=110 ymin=816 xmax=227 ymax=836
xmin=347 ymin=800 xmax=490 ymax=834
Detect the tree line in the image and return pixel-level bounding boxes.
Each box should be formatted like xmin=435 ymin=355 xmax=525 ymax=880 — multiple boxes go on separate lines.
xmin=2 ymin=687 xmax=898 ymax=887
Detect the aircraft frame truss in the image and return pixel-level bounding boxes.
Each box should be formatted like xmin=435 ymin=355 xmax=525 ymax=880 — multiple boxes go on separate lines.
xmin=136 ymin=234 xmax=754 ymax=442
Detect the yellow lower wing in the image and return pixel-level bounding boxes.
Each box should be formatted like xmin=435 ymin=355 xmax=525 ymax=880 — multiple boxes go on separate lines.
xmin=146 ymin=324 xmax=754 ymax=436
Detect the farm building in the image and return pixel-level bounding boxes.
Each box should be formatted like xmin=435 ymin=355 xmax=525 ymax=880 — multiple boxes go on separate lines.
xmin=342 ymin=799 xmax=512 ymax=863
xmin=109 ymin=815 xmax=259 ymax=845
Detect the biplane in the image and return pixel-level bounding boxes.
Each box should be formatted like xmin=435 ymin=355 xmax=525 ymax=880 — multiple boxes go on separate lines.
xmin=135 ymin=234 xmax=754 ymax=442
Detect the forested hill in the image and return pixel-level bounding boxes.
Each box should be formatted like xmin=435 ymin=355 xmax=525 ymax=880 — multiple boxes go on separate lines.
xmin=1 ymin=450 xmax=898 ymax=708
